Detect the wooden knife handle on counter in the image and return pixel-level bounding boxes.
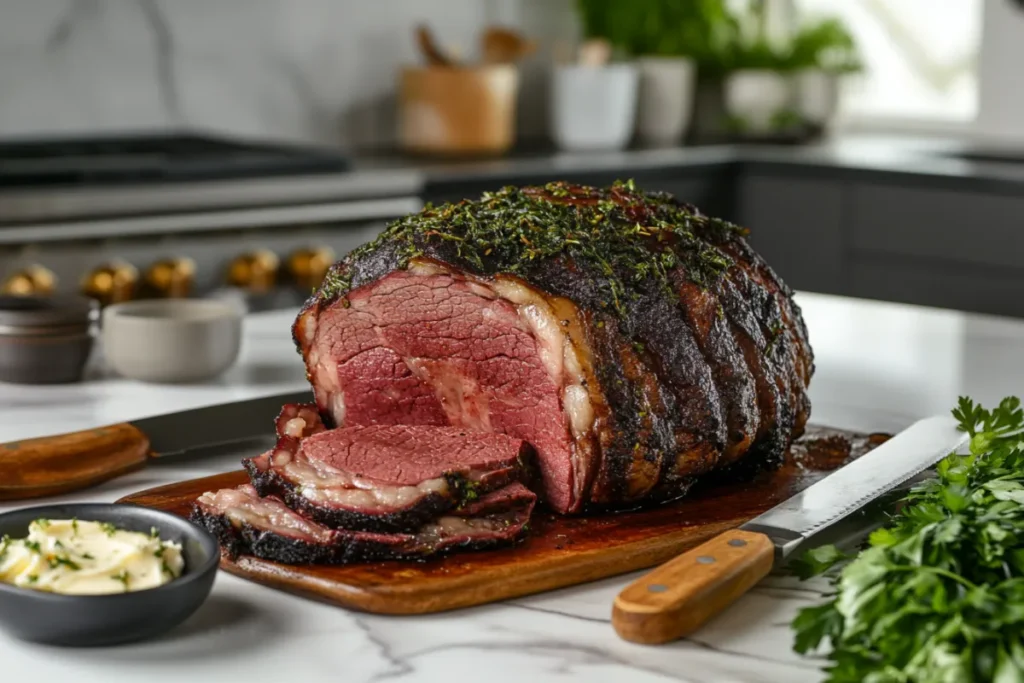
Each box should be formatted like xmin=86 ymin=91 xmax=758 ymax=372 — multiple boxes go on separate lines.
xmin=0 ymin=425 xmax=151 ymax=501
xmin=611 ymin=529 xmax=775 ymax=644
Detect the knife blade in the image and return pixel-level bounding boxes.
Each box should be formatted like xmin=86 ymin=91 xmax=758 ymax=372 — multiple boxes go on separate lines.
xmin=611 ymin=415 xmax=968 ymax=644
xmin=0 ymin=389 xmax=312 ymax=501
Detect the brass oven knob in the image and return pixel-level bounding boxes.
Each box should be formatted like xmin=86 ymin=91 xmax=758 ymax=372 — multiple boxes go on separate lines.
xmin=226 ymin=249 xmax=280 ymax=293
xmin=81 ymin=261 xmax=139 ymax=306
xmin=143 ymin=257 xmax=196 ymax=298
xmin=1 ymin=264 xmax=57 ymax=297
xmin=287 ymin=246 xmax=336 ymax=290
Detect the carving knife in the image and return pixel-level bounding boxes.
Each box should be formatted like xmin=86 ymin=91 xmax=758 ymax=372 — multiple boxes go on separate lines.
xmin=611 ymin=415 xmax=969 ymax=644
xmin=0 ymin=390 xmax=312 ymax=501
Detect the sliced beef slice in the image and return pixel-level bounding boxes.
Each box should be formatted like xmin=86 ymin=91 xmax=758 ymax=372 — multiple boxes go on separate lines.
xmin=244 ymin=424 xmax=533 ymax=533
xmin=191 ymin=483 xmax=535 ymax=565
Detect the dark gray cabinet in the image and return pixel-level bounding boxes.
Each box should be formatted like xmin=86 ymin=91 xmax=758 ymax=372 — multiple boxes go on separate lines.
xmin=734 ymin=173 xmax=846 ymax=294
xmin=848 ymin=182 xmax=1024 ymax=319
xmin=850 ymin=184 xmax=1024 ymax=270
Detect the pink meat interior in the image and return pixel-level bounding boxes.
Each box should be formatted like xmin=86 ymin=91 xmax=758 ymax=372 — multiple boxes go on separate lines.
xmin=298 ymin=424 xmax=525 ymax=486
xmin=308 ymin=271 xmax=574 ymax=511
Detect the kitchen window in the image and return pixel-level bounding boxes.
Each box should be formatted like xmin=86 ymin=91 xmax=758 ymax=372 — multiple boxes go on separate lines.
xmin=794 ymin=0 xmax=982 ymax=125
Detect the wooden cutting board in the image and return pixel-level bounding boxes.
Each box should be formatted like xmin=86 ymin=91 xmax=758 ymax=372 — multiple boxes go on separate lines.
xmin=118 ymin=426 xmax=888 ymax=615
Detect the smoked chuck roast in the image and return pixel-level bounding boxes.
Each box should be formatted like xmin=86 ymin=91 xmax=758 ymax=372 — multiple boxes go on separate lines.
xmin=293 ymin=181 xmax=813 ymax=515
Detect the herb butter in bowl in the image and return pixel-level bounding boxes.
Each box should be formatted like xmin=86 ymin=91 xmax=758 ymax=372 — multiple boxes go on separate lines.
xmin=0 ymin=503 xmax=218 ymax=646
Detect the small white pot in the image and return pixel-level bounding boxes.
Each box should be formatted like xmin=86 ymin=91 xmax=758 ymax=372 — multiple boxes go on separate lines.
xmin=550 ymin=63 xmax=639 ymax=152
xmin=635 ymin=56 xmax=696 ymax=146
xmin=795 ymin=68 xmax=840 ymax=128
xmin=724 ymin=69 xmax=794 ymax=133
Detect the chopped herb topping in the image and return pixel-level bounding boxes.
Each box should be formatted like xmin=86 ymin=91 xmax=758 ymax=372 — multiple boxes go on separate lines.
xmin=24 ymin=540 xmax=41 ymax=554
xmin=100 ymin=522 xmax=117 ymax=537
xmin=112 ymin=569 xmax=130 ymax=589
xmin=319 ymin=181 xmax=744 ymax=316
xmin=47 ymin=555 xmax=80 ymax=571
xmin=34 ymin=518 xmax=50 ymax=529
xmin=154 ymin=546 xmax=165 ymax=559
xmin=25 ymin=574 xmax=38 ymax=584
xmin=82 ymin=552 xmax=94 ymax=560
xmin=71 ymin=518 xmax=79 ymax=535
xmin=150 ymin=526 xmax=159 ymax=539
xmin=161 ymin=560 xmax=174 ymax=577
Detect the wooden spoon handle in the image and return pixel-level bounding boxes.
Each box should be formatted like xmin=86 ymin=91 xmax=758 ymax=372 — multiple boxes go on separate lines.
xmin=612 ymin=529 xmax=775 ymax=644
xmin=0 ymin=425 xmax=151 ymax=501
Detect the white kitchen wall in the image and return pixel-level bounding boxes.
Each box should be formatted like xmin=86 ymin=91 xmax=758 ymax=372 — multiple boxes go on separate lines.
xmin=0 ymin=0 xmax=578 ymax=149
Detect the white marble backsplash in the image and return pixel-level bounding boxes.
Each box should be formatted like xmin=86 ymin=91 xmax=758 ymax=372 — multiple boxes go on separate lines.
xmin=0 ymin=0 xmax=578 ymax=149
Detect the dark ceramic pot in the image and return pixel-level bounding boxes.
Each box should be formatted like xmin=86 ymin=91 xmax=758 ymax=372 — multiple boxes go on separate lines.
xmin=0 ymin=295 xmax=98 ymax=384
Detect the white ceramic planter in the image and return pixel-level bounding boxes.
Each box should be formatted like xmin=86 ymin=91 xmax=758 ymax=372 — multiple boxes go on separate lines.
xmin=795 ymin=69 xmax=840 ymax=128
xmin=635 ymin=56 xmax=696 ymax=146
xmin=549 ymin=63 xmax=639 ymax=152
xmin=724 ymin=69 xmax=794 ymax=133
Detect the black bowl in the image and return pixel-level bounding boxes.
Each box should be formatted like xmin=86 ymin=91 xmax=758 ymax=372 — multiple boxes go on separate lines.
xmin=0 ymin=503 xmax=219 ymax=646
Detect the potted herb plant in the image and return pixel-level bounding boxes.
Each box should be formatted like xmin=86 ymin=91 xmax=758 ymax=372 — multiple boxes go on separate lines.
xmin=574 ymin=0 xmax=739 ymax=146
xmin=787 ymin=18 xmax=862 ymax=130
xmin=720 ymin=0 xmax=797 ymax=135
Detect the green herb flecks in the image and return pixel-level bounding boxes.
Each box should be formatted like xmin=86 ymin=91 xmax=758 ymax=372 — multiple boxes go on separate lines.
xmin=112 ymin=569 xmax=130 ymax=590
xmin=24 ymin=540 xmax=41 ymax=554
xmin=25 ymin=574 xmax=38 ymax=584
xmin=791 ymin=396 xmax=1024 ymax=682
xmin=71 ymin=518 xmax=79 ymax=535
xmin=34 ymin=518 xmax=50 ymax=529
xmin=319 ymin=181 xmax=744 ymax=316
xmin=47 ymin=555 xmax=80 ymax=571
xmin=100 ymin=522 xmax=117 ymax=537
xmin=150 ymin=526 xmax=159 ymax=539
xmin=0 ymin=534 xmax=9 ymax=563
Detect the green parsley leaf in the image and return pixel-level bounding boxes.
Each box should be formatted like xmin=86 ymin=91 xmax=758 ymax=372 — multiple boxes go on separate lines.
xmin=100 ymin=522 xmax=117 ymax=537
xmin=790 ymin=544 xmax=847 ymax=580
xmin=791 ymin=396 xmax=1024 ymax=682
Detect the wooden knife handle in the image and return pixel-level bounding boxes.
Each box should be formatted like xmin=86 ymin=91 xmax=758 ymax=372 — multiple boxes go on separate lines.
xmin=612 ymin=529 xmax=774 ymax=644
xmin=0 ymin=424 xmax=151 ymax=501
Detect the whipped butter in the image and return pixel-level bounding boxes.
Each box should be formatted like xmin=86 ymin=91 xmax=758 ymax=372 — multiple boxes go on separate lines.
xmin=0 ymin=519 xmax=184 ymax=595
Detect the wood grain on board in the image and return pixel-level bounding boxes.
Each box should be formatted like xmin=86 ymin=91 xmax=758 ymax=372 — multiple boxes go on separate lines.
xmin=118 ymin=426 xmax=888 ymax=615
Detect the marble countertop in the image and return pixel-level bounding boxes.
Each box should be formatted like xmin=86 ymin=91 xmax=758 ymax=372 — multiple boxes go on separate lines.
xmin=2 ymin=292 xmax=1024 ymax=683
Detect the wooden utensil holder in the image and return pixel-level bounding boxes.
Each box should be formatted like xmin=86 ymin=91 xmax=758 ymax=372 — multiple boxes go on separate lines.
xmin=398 ymin=65 xmax=518 ymax=155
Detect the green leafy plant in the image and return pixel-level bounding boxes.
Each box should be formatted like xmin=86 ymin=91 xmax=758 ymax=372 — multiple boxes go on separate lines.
xmin=791 ymin=396 xmax=1024 ymax=682
xmin=575 ymin=0 xmax=741 ymax=78
xmin=786 ymin=18 xmax=862 ymax=73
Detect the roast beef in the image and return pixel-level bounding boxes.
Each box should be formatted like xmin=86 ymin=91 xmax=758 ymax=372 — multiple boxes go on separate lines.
xmin=244 ymin=424 xmax=532 ymax=532
xmin=191 ymin=483 xmax=535 ymax=565
xmin=293 ymin=181 xmax=813 ymax=514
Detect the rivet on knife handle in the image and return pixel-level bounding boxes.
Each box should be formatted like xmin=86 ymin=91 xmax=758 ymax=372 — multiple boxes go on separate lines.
xmin=0 ymin=424 xmax=151 ymax=501
xmin=611 ymin=529 xmax=774 ymax=644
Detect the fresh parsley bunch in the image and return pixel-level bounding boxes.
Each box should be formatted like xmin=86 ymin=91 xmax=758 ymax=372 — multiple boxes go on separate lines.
xmin=791 ymin=396 xmax=1024 ymax=683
